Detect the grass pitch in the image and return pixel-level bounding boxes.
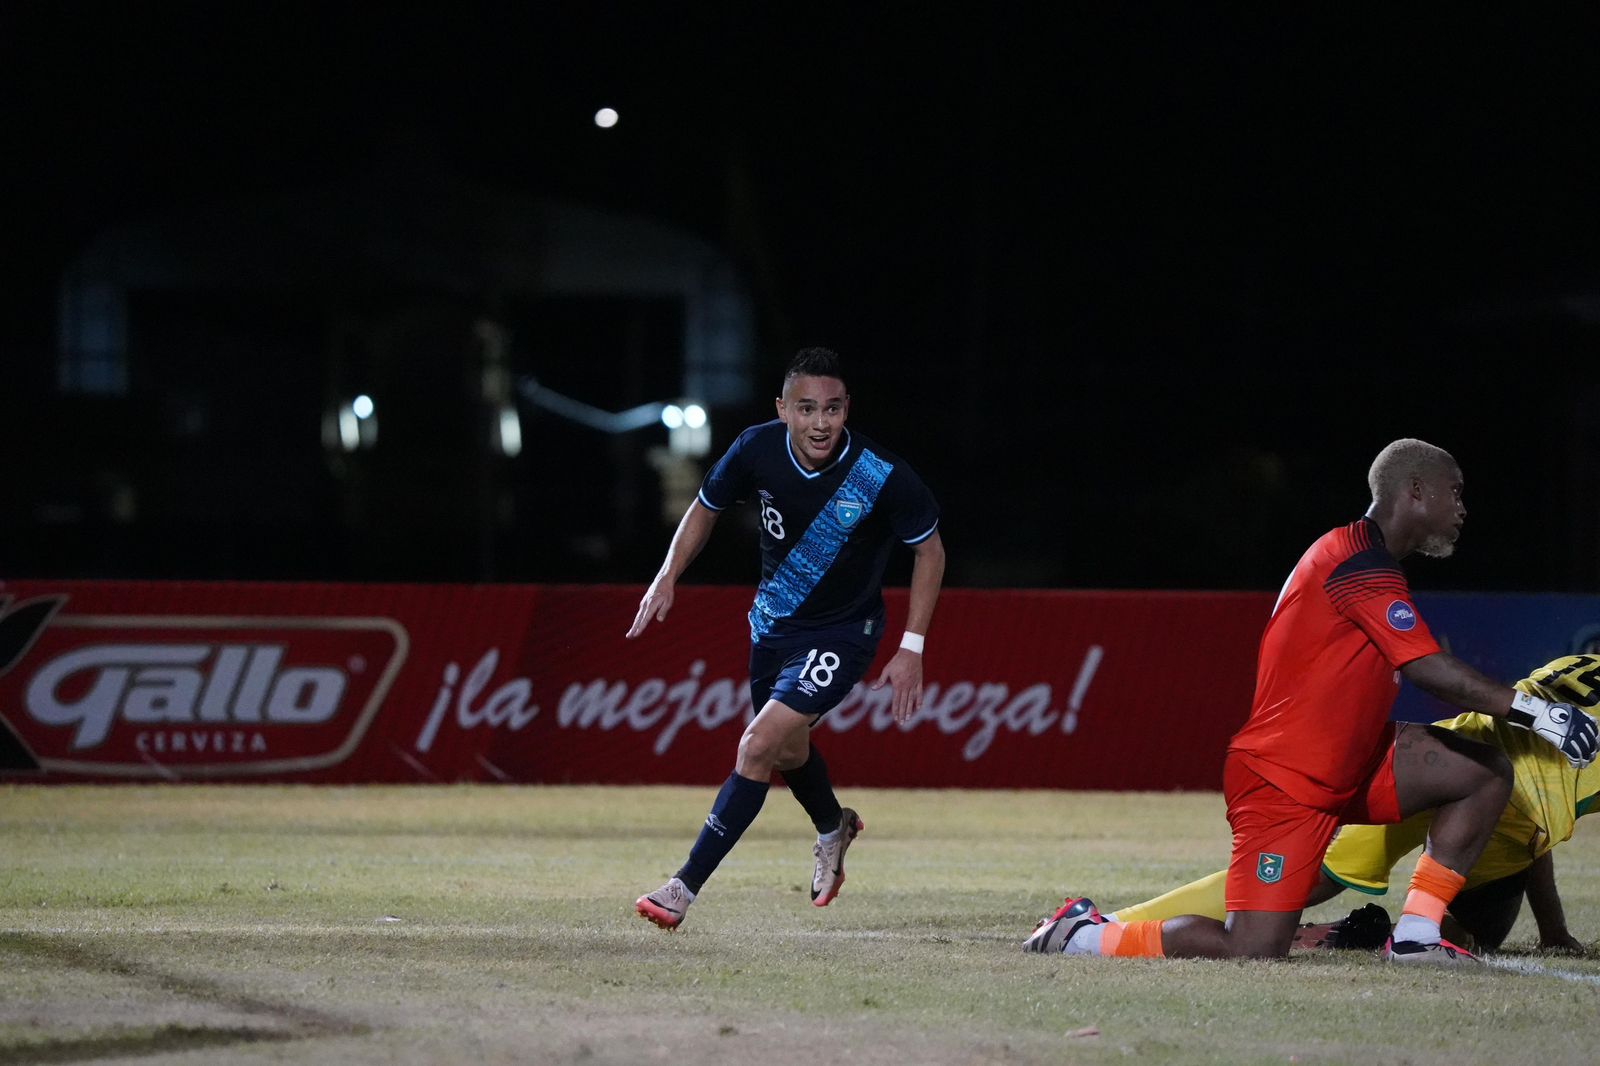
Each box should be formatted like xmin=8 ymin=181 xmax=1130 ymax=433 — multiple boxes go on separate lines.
xmin=2 ymin=785 xmax=1598 ymax=1065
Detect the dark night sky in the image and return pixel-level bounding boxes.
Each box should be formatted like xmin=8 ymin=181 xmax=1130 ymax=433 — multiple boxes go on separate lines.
xmin=5 ymin=6 xmax=1600 ymax=591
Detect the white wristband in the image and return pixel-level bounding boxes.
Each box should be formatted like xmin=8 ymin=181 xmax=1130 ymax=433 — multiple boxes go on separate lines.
xmin=899 ymin=631 xmax=925 ymax=654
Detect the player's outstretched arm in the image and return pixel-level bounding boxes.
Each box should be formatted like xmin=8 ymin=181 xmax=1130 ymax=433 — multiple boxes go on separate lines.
xmin=871 ymin=530 xmax=945 ymax=723
xmin=1527 ymin=851 xmax=1586 ymax=955
xmin=626 ymin=501 xmax=721 ymax=639
xmin=1402 ymin=652 xmax=1599 ymax=768
xmin=1401 ymin=651 xmax=1518 ymax=715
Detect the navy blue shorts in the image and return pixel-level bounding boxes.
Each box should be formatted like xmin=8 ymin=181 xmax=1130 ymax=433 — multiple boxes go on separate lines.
xmin=749 ymin=623 xmax=881 ymax=720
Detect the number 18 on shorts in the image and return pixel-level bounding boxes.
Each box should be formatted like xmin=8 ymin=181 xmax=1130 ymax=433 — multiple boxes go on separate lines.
xmin=750 ymin=627 xmax=878 ymax=719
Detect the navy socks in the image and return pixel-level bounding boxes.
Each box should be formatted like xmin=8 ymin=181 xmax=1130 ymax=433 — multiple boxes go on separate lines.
xmin=676 ymin=772 xmax=770 ymax=894
xmin=781 ymin=744 xmax=843 ymax=833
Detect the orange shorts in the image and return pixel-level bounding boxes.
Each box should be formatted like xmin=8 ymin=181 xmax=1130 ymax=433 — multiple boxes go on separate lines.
xmin=1223 ymin=748 xmax=1400 ymax=913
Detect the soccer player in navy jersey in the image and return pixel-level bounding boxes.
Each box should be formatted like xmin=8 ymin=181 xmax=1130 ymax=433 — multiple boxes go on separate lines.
xmin=627 ymin=347 xmax=945 ymax=931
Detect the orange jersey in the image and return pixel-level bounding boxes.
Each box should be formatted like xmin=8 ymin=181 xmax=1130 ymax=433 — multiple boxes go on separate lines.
xmin=1228 ymin=517 xmax=1441 ymax=810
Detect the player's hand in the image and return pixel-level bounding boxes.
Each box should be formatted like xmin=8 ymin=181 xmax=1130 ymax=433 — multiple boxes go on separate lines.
xmin=870 ymin=648 xmax=923 ymax=724
xmin=1522 ymin=700 xmax=1599 ymax=768
xmin=1537 ymin=930 xmax=1587 ymax=956
xmin=1509 ymin=693 xmax=1599 ymax=767
xmin=626 ymin=577 xmax=675 ymax=639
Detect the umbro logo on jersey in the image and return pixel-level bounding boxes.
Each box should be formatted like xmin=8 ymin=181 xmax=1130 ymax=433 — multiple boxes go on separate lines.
xmin=836 ymin=499 xmax=863 ymax=527
xmin=1386 ymin=601 xmax=1418 ymax=631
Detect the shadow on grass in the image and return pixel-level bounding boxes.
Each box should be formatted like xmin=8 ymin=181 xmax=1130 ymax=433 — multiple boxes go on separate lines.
xmin=0 ymin=1024 xmax=297 ymax=1065
xmin=0 ymin=933 xmax=369 ymax=1040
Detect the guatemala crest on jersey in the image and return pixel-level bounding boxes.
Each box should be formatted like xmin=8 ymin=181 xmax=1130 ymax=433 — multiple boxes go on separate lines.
xmin=1256 ymin=852 xmax=1284 ymax=884
xmin=835 ymin=499 xmax=864 ymax=528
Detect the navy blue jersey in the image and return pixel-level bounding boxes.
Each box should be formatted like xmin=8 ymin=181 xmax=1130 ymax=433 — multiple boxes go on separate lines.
xmin=698 ymin=421 xmax=940 ymax=642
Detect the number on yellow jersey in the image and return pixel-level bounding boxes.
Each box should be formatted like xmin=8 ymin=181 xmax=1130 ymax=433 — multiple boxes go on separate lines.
xmin=1529 ymin=655 xmax=1600 ymax=708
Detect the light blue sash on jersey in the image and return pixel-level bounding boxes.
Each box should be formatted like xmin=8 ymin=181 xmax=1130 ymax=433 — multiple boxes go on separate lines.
xmin=749 ymin=449 xmax=893 ymax=640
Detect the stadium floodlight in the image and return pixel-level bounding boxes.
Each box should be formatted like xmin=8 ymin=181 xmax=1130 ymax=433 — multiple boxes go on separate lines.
xmin=661 ymin=405 xmax=685 ymax=429
xmin=338 ymin=405 xmax=360 ymax=452
xmin=332 ymin=397 xmax=378 ymax=451
xmin=321 ymin=396 xmax=379 ymax=455
xmin=498 ymin=405 xmax=523 ymax=457
xmin=594 ymin=107 xmax=619 ymax=129
xmin=668 ymin=401 xmax=711 ymax=458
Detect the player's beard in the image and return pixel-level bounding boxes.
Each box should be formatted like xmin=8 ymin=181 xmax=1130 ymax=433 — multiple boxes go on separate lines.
xmin=1417 ymin=533 xmax=1456 ymax=559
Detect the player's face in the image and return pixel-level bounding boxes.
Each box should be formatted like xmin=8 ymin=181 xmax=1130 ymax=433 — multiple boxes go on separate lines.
xmin=776 ymin=374 xmax=850 ymax=470
xmin=1416 ymin=464 xmax=1466 ymax=559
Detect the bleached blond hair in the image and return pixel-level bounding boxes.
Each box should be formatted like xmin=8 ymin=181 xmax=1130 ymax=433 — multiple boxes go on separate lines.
xmin=1367 ymin=439 xmax=1456 ymax=503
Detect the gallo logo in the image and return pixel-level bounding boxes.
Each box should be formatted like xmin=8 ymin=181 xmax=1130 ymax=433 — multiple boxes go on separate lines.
xmin=1386 ymin=600 xmax=1418 ymax=632
xmin=0 ymin=595 xmax=407 ymax=779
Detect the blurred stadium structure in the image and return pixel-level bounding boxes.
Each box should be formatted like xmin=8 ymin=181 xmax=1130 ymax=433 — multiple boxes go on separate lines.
xmin=10 ymin=8 xmax=1600 ymax=595
xmin=35 ymin=160 xmax=753 ymax=582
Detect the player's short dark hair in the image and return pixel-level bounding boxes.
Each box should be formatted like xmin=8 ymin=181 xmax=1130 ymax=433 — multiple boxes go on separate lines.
xmin=784 ymin=347 xmax=846 ymax=388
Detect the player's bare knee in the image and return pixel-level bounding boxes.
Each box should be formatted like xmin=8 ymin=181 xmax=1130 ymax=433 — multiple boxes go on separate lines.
xmin=735 ymin=727 xmax=780 ymax=776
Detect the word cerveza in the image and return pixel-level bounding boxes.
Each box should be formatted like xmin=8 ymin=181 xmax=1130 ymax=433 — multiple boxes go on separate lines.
xmin=417 ymin=647 xmax=1103 ymax=761
xmin=26 ymin=644 xmax=346 ymax=750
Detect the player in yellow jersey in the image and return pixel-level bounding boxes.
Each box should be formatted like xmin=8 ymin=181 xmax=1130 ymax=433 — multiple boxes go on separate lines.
xmin=1078 ymin=654 xmax=1600 ymax=954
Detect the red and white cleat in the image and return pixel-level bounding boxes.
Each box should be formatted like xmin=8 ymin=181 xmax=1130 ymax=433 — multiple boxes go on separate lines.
xmin=1023 ymin=897 xmax=1109 ymax=953
xmin=635 ymin=877 xmax=694 ymax=931
xmin=810 ymin=808 xmax=864 ymax=907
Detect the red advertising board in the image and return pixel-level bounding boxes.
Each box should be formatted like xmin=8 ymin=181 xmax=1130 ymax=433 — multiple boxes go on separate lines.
xmin=0 ymin=581 xmax=1274 ymax=789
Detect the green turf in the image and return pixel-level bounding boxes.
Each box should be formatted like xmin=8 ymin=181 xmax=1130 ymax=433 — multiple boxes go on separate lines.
xmin=2 ymin=784 xmax=1597 ymax=1064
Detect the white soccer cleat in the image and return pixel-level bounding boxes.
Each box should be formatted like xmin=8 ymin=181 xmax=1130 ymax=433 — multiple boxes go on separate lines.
xmin=1384 ymin=937 xmax=1480 ymax=965
xmin=811 ymin=808 xmax=864 ymax=907
xmin=1023 ymin=897 xmax=1108 ymax=953
xmin=635 ymin=877 xmax=694 ymax=931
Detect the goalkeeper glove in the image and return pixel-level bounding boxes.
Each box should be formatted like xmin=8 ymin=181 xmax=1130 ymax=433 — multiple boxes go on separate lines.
xmin=1508 ymin=692 xmax=1600 ymax=768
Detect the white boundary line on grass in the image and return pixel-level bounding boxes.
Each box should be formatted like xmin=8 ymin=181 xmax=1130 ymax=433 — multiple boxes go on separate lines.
xmin=1482 ymin=955 xmax=1600 ymax=986
xmin=787 ymin=929 xmax=1017 ymax=943
xmin=24 ymin=922 xmax=1599 ymax=978
xmin=799 ymin=932 xmax=1600 ymax=974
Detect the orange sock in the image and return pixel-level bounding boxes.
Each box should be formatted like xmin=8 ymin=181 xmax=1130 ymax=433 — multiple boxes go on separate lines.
xmin=1403 ymin=853 xmax=1465 ymax=924
xmin=1101 ymin=919 xmax=1165 ymax=958
xmin=1391 ymin=852 xmax=1466 ymax=943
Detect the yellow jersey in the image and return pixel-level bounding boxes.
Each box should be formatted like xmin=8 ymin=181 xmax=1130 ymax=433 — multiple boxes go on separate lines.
xmin=1324 ymin=654 xmax=1600 ymax=892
